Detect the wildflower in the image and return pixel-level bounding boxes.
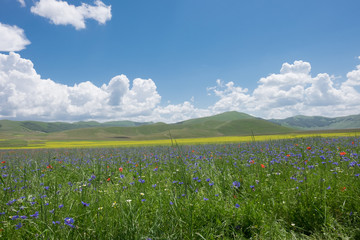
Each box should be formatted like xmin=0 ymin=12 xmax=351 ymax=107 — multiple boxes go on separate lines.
xmin=327 ymin=186 xmax=331 ymax=190
xmin=152 ymin=184 xmax=157 ymax=188
xmin=209 ymin=182 xmax=214 ymax=186
xmin=59 ymin=204 xmax=64 ymax=208
xmin=64 ymin=217 xmax=75 ymax=228
xmin=81 ymin=201 xmax=89 ymax=207
xmin=126 ymin=199 xmax=132 ymax=203
xmin=140 ymin=193 xmax=145 ymax=196
xmin=141 ymin=199 xmax=146 ymax=202
xmin=169 ymin=201 xmax=173 ymax=205
xmin=119 ymin=167 xmax=123 ymax=172
xmin=15 ymin=222 xmax=22 ymax=229
xmin=233 ymin=181 xmax=241 ymax=188
xmin=235 ymin=203 xmax=240 ymax=208
xmin=203 ymin=198 xmax=209 ymax=201
xmin=341 ymin=187 xmax=346 ymax=192
xmin=261 ymin=164 xmax=265 ymax=168
xmin=20 ymin=215 xmax=27 ymax=219
xmin=1 ymin=161 xmax=5 ymax=164
xmin=30 ymin=211 xmax=39 ymax=218
xmin=112 ymin=201 xmax=117 ymax=207
xmin=340 ymin=152 xmax=347 ymax=156
xmin=107 ymin=177 xmax=111 ymax=182
xmin=46 ymin=165 xmax=53 ymax=169
xmin=307 ymin=147 xmax=311 ymax=150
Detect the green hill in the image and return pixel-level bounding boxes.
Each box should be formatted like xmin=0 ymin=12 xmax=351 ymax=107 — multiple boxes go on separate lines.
xmin=0 ymin=119 xmax=151 ymax=134
xmin=270 ymin=114 xmax=360 ymax=130
xmin=44 ymin=112 xmax=293 ymax=140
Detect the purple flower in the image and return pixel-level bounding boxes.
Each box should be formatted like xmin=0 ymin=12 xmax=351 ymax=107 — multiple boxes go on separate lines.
xmin=141 ymin=199 xmax=146 ymax=202
xmin=15 ymin=222 xmax=22 ymax=229
xmin=235 ymin=203 xmax=240 ymax=208
xmin=203 ymin=198 xmax=209 ymax=201
xmin=170 ymin=201 xmax=173 ymax=205
xmin=327 ymin=186 xmax=331 ymax=190
xmin=59 ymin=204 xmax=64 ymax=208
xmin=64 ymin=217 xmax=75 ymax=228
xmin=81 ymin=201 xmax=89 ymax=207
xmin=233 ymin=181 xmax=241 ymax=188
xmin=30 ymin=211 xmax=39 ymax=219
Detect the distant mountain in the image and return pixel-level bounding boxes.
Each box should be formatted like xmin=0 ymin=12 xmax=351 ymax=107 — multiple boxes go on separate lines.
xmin=270 ymin=114 xmax=360 ymax=130
xmin=2 ymin=111 xmax=359 ymax=143
xmin=0 ymin=119 xmax=151 ymax=133
xmin=43 ymin=111 xmax=293 ymax=140
xmin=0 ymin=111 xmax=294 ymax=141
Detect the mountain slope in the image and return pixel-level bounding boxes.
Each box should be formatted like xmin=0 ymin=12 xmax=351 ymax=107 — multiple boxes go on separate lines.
xmin=270 ymin=114 xmax=360 ymax=130
xmin=0 ymin=119 xmax=151 ymax=134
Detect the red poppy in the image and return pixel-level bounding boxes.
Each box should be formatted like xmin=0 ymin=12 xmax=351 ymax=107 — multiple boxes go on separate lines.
xmin=340 ymin=152 xmax=346 ymax=156
xmin=261 ymin=164 xmax=265 ymax=168
xmin=286 ymin=154 xmax=291 ymax=157
xmin=107 ymin=177 xmax=111 ymax=182
xmin=1 ymin=161 xmax=5 ymax=164
xmin=47 ymin=165 xmax=53 ymax=169
xmin=249 ymin=160 xmax=255 ymax=164
xmin=307 ymin=147 xmax=312 ymax=150
xmin=352 ymin=141 xmax=354 ymax=145
xmin=119 ymin=167 xmax=123 ymax=172
xmin=341 ymin=187 xmax=346 ymax=192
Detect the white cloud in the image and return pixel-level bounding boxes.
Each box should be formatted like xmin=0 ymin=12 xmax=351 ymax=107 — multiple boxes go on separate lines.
xmin=0 ymin=52 xmax=160 ymax=121
xmin=31 ymin=0 xmax=112 ymax=30
xmin=17 ymin=0 xmax=26 ymax=7
xmin=208 ymin=60 xmax=360 ymax=119
xmin=1 ymin=52 xmax=360 ymax=123
xmin=0 ymin=23 xmax=31 ymax=51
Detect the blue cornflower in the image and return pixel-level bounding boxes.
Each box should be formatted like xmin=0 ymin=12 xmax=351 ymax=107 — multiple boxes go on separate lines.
xmin=141 ymin=199 xmax=146 ymax=202
xmin=64 ymin=217 xmax=75 ymax=228
xmin=152 ymin=184 xmax=157 ymax=188
xmin=233 ymin=181 xmax=241 ymax=188
xmin=20 ymin=215 xmax=27 ymax=219
xmin=327 ymin=186 xmax=331 ymax=190
xmin=209 ymin=182 xmax=214 ymax=186
xmin=235 ymin=203 xmax=240 ymax=208
xmin=15 ymin=222 xmax=22 ymax=229
xmin=81 ymin=201 xmax=89 ymax=207
xmin=203 ymin=198 xmax=209 ymax=201
xmin=59 ymin=204 xmax=64 ymax=208
xmin=169 ymin=201 xmax=173 ymax=205
xmin=11 ymin=215 xmax=19 ymax=220
xmin=30 ymin=211 xmax=39 ymax=218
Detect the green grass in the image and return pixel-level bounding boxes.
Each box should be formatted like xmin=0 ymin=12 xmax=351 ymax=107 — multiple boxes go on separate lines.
xmin=0 ymin=136 xmax=359 ymax=239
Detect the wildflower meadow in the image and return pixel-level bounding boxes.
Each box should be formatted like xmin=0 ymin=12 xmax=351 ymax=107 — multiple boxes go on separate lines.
xmin=0 ymin=136 xmax=359 ymax=239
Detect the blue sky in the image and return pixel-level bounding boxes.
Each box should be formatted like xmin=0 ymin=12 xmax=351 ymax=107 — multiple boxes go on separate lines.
xmin=0 ymin=0 xmax=360 ymax=122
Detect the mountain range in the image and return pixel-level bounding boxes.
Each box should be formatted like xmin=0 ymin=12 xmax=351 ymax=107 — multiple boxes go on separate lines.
xmin=0 ymin=111 xmax=359 ymax=142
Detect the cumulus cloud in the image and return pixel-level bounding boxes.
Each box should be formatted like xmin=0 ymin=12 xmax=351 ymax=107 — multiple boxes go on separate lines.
xmin=208 ymin=60 xmax=360 ymax=119
xmin=0 ymin=52 xmax=160 ymax=121
xmin=1 ymin=52 xmax=360 ymax=123
xmin=30 ymin=0 xmax=112 ymax=30
xmin=17 ymin=0 xmax=26 ymax=7
xmin=0 ymin=23 xmax=31 ymax=51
